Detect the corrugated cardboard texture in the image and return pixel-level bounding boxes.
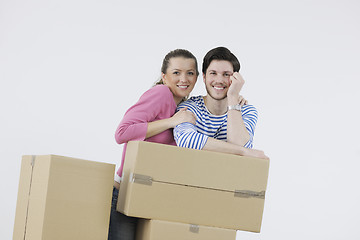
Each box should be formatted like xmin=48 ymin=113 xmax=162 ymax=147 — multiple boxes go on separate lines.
xmin=118 ymin=141 xmax=269 ymax=232
xmin=13 ymin=155 xmax=115 ymax=240
xmin=136 ymin=219 xmax=236 ymax=240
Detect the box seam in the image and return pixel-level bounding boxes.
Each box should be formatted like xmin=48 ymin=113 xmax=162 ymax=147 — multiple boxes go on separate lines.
xmin=23 ymin=155 xmax=36 ymax=239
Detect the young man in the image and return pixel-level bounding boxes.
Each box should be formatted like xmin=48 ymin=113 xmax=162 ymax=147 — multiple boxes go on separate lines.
xmin=173 ymin=47 xmax=268 ymax=159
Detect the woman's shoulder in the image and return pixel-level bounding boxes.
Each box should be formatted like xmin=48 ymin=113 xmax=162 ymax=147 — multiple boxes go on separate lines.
xmin=139 ymin=85 xmax=176 ymax=111
xmin=151 ymin=84 xmax=171 ymax=93
xmin=142 ymin=84 xmax=172 ymax=99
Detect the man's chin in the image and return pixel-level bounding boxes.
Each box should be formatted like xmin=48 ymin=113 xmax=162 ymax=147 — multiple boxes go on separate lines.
xmin=207 ymin=92 xmax=228 ymax=101
xmin=205 ymin=86 xmax=228 ymax=101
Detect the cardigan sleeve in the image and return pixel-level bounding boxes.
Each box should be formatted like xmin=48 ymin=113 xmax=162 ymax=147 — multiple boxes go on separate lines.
xmin=115 ymin=85 xmax=174 ymax=144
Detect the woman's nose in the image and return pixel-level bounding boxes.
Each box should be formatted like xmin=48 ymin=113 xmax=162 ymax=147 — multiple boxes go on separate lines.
xmin=180 ymin=74 xmax=188 ymax=82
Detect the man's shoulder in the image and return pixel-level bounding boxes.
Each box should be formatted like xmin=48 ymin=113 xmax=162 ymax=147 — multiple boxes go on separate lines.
xmin=178 ymin=95 xmax=204 ymax=109
xmin=241 ymin=104 xmax=258 ymax=116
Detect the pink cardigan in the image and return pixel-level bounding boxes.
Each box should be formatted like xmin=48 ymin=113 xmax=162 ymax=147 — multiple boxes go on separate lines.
xmin=115 ymin=85 xmax=177 ymax=177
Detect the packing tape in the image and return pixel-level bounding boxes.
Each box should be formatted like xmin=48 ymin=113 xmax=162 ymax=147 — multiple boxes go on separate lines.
xmin=130 ymin=173 xmax=153 ymax=186
xmin=234 ymin=190 xmax=265 ymax=199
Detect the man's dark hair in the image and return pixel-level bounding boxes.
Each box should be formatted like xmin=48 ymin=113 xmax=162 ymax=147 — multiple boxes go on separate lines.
xmin=202 ymin=47 xmax=240 ymax=74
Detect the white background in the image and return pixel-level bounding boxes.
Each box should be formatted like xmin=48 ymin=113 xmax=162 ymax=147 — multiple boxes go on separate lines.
xmin=1 ymin=0 xmax=359 ymax=239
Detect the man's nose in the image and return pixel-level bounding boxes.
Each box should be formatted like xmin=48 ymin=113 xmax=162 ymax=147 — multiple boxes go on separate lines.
xmin=214 ymin=76 xmax=226 ymax=83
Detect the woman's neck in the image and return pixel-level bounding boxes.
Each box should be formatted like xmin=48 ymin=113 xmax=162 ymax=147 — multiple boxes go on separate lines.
xmin=174 ymin=96 xmax=183 ymax=105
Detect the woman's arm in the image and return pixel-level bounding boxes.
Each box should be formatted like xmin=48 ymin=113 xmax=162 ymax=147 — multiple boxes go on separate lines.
xmin=115 ymin=85 xmax=195 ymax=144
xmin=146 ymin=108 xmax=195 ymax=138
xmin=115 ymin=86 xmax=172 ymax=144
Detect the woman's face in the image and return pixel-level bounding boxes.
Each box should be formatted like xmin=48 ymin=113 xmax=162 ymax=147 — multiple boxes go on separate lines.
xmin=162 ymin=57 xmax=198 ymax=104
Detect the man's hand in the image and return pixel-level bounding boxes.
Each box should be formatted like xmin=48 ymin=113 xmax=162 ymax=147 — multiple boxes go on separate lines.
xmin=227 ymin=72 xmax=245 ymax=105
xmin=244 ymin=148 xmax=269 ymax=160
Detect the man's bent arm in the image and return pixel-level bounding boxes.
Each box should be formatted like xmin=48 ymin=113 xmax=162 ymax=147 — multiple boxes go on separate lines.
xmin=226 ymin=103 xmax=251 ymax=146
xmin=228 ymin=104 xmax=258 ymax=148
xmin=226 ymin=73 xmax=252 ymax=146
xmin=174 ymin=122 xmax=268 ymax=159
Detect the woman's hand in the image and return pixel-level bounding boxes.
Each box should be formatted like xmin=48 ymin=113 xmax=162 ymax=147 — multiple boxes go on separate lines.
xmin=238 ymin=95 xmax=248 ymax=107
xmin=145 ymin=107 xmax=195 ymax=138
xmin=170 ymin=107 xmax=196 ymax=127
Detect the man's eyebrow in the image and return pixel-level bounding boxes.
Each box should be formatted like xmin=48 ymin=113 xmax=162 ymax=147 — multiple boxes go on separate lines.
xmin=208 ymin=69 xmax=233 ymax=73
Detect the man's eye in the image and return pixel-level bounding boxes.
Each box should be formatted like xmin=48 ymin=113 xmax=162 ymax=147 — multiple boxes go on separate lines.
xmin=210 ymin=72 xmax=216 ymax=75
xmin=188 ymin=72 xmax=194 ymax=75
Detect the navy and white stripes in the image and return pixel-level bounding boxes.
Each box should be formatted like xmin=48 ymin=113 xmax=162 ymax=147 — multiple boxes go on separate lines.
xmin=173 ymin=96 xmax=258 ymax=150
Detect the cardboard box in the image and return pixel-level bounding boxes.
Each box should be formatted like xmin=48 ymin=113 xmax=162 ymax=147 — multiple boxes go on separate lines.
xmin=117 ymin=141 xmax=269 ymax=232
xmin=13 ymin=155 xmax=115 ymax=240
xmin=136 ymin=219 xmax=236 ymax=240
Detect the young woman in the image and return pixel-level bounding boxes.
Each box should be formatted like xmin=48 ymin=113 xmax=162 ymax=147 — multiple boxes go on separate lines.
xmin=108 ymin=49 xmax=199 ymax=240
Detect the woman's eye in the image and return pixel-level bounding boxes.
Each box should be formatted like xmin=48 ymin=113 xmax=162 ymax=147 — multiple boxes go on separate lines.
xmin=210 ymin=72 xmax=216 ymax=75
xmin=173 ymin=71 xmax=180 ymax=75
xmin=188 ymin=72 xmax=194 ymax=75
xmin=224 ymin=73 xmax=230 ymax=77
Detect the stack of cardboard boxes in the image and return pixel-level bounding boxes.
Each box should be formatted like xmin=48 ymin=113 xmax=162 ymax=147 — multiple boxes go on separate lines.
xmin=117 ymin=141 xmax=270 ymax=240
xmin=12 ymin=141 xmax=269 ymax=239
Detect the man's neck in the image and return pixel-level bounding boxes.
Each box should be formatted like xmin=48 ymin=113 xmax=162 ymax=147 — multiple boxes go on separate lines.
xmin=203 ymin=95 xmax=228 ymax=115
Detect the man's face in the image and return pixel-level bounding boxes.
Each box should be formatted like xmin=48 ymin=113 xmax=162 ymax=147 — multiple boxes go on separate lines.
xmin=203 ymin=60 xmax=234 ymax=100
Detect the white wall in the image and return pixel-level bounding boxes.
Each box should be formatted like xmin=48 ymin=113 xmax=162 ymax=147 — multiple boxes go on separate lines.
xmin=1 ymin=0 xmax=359 ymax=239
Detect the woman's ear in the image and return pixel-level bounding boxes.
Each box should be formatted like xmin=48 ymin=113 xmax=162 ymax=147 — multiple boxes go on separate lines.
xmin=203 ymin=73 xmax=206 ymax=84
xmin=161 ymin=73 xmax=166 ymax=84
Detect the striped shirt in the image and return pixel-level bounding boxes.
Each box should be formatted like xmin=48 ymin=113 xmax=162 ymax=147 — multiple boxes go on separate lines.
xmin=173 ymin=96 xmax=258 ymax=150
